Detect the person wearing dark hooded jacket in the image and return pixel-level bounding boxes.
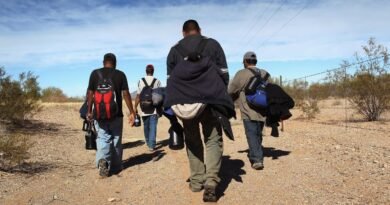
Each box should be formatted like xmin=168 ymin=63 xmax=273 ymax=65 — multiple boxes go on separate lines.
xmin=164 ymin=19 xmax=232 ymax=202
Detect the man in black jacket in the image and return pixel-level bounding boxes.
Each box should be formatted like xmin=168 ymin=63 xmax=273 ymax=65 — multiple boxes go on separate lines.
xmin=165 ymin=20 xmax=229 ymax=202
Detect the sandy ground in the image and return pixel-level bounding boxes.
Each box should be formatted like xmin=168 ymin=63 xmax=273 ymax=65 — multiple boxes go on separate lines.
xmin=0 ymin=100 xmax=389 ymax=205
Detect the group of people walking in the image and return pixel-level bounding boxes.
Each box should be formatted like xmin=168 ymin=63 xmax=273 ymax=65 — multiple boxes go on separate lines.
xmin=85 ymin=19 xmax=293 ymax=202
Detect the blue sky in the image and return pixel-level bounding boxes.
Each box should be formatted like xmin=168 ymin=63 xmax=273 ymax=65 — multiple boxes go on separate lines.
xmin=1 ymin=0 xmax=390 ymax=96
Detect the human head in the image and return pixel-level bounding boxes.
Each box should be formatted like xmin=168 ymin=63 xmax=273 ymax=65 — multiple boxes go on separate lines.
xmin=182 ymin=19 xmax=201 ymax=37
xmin=146 ymin=64 xmax=154 ymax=76
xmin=243 ymin=51 xmax=257 ymax=68
xmin=103 ymin=53 xmax=116 ymax=68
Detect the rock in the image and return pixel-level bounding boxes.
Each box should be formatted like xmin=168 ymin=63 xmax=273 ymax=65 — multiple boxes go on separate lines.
xmin=373 ymin=160 xmax=379 ymax=164
xmin=108 ymin=197 xmax=120 ymax=202
xmin=335 ymin=145 xmax=341 ymax=150
xmin=53 ymin=195 xmax=59 ymax=200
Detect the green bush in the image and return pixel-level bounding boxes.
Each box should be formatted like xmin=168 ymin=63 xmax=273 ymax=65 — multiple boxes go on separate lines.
xmin=0 ymin=67 xmax=41 ymax=123
xmin=347 ymin=38 xmax=389 ymax=121
xmin=41 ymin=87 xmax=68 ymax=102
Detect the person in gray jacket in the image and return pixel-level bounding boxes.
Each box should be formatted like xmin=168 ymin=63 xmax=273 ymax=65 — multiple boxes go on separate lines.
xmin=228 ymin=51 xmax=269 ymax=170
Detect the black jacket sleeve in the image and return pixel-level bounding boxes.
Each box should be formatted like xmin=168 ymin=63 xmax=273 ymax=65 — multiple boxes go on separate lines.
xmin=211 ymin=39 xmax=229 ymax=85
xmin=167 ymin=46 xmax=179 ymax=78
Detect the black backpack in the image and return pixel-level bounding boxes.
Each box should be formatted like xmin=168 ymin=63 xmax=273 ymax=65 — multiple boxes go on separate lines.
xmin=93 ymin=70 xmax=118 ymax=120
xmin=140 ymin=78 xmax=157 ymax=114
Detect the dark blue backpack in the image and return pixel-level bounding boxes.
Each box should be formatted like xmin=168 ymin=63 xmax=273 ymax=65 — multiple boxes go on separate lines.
xmin=244 ymin=68 xmax=270 ymax=109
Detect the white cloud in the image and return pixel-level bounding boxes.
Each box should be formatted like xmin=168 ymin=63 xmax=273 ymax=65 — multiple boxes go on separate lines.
xmin=1 ymin=0 xmax=390 ymax=68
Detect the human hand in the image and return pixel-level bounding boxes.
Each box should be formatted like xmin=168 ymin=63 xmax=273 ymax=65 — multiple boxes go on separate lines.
xmin=128 ymin=112 xmax=135 ymax=126
xmin=86 ymin=112 xmax=93 ymax=122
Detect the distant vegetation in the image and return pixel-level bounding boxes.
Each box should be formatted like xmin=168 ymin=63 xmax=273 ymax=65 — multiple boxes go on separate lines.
xmin=283 ymin=38 xmax=389 ymax=121
xmin=41 ymin=87 xmax=84 ymax=103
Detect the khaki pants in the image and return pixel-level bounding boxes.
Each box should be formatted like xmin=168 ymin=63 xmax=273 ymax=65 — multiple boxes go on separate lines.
xmin=182 ymin=108 xmax=223 ymax=189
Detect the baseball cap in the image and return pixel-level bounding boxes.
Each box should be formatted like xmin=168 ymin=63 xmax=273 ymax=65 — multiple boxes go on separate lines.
xmin=243 ymin=51 xmax=257 ymax=61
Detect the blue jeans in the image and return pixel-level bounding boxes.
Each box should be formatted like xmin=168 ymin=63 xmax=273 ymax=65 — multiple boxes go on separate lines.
xmin=243 ymin=120 xmax=264 ymax=163
xmin=94 ymin=117 xmax=123 ymax=172
xmin=142 ymin=114 xmax=158 ymax=149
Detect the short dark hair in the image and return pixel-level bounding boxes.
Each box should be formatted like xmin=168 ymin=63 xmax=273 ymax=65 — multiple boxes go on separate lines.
xmin=183 ymin=19 xmax=200 ymax=33
xmin=146 ymin=64 xmax=154 ymax=75
xmin=244 ymin=59 xmax=257 ymax=65
xmin=103 ymin=53 xmax=116 ymax=68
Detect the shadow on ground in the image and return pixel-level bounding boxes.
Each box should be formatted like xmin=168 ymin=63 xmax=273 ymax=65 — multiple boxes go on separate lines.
xmin=217 ymin=156 xmax=246 ymax=200
xmin=122 ymin=140 xmax=145 ymax=149
xmin=238 ymin=147 xmax=291 ymax=160
xmin=122 ymin=150 xmax=166 ymax=170
xmin=0 ymin=162 xmax=54 ymax=174
xmin=155 ymin=139 xmax=169 ymax=150
xmin=4 ymin=120 xmax=63 ymax=135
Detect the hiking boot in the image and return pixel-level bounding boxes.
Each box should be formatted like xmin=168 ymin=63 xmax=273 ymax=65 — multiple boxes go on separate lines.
xmin=203 ymin=183 xmax=217 ymax=202
xmin=252 ymin=161 xmax=264 ymax=170
xmin=98 ymin=159 xmax=110 ymax=177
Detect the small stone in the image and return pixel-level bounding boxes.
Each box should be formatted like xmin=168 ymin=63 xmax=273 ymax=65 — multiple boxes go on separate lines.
xmin=108 ymin=197 xmax=120 ymax=202
xmin=335 ymin=145 xmax=341 ymax=150
xmin=373 ymin=160 xmax=379 ymax=164
xmin=53 ymin=195 xmax=58 ymax=200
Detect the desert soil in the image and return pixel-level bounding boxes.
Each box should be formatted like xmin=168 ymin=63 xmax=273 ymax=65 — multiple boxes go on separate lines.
xmin=0 ymin=99 xmax=389 ymax=205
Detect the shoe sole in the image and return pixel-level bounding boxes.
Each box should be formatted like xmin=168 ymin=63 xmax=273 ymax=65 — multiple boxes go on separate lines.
xmin=203 ymin=185 xmax=217 ymax=202
xmin=98 ymin=159 xmax=109 ymax=177
xmin=252 ymin=165 xmax=264 ymax=170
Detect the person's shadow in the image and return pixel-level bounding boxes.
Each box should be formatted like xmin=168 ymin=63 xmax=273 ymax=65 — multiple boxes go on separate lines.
xmin=238 ymin=147 xmax=291 ymax=160
xmin=122 ymin=140 xmax=145 ymax=149
xmin=122 ymin=150 xmax=166 ymax=170
xmin=217 ymin=155 xmax=246 ymax=200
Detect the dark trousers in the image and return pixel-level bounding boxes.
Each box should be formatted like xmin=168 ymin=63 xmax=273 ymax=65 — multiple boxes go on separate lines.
xmin=243 ymin=120 xmax=264 ymax=164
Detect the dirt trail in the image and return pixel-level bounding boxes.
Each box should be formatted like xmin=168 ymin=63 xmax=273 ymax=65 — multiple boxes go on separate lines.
xmin=0 ymin=102 xmax=389 ymax=204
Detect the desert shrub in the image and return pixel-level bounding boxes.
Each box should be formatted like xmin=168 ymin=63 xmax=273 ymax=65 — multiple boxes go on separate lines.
xmin=0 ymin=133 xmax=32 ymax=170
xmin=308 ymin=82 xmax=332 ymax=100
xmin=41 ymin=87 xmax=68 ymax=102
xmin=67 ymin=96 xmax=85 ymax=102
xmin=348 ymin=73 xmax=389 ymax=121
xmin=300 ymin=98 xmax=320 ymax=119
xmin=347 ymin=38 xmax=389 ymax=121
xmin=326 ymin=38 xmax=389 ymax=121
xmin=284 ymin=79 xmax=307 ymax=107
xmin=0 ymin=67 xmax=41 ymax=123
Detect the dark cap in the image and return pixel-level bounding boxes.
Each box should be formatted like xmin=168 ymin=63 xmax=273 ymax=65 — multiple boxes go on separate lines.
xmin=243 ymin=51 xmax=257 ymax=61
xmin=103 ymin=53 xmax=117 ymax=68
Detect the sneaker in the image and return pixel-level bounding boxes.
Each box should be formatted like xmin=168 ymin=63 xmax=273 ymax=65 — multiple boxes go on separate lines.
xmin=98 ymin=159 xmax=110 ymax=177
xmin=203 ymin=183 xmax=217 ymax=202
xmin=252 ymin=161 xmax=264 ymax=170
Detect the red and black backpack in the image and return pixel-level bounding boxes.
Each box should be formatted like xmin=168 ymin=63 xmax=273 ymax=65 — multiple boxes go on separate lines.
xmin=94 ymin=70 xmax=118 ymax=120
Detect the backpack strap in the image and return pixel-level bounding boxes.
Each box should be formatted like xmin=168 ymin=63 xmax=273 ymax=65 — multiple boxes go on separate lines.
xmin=248 ymin=68 xmax=270 ymax=82
xmin=150 ymin=78 xmax=157 ymax=88
xmin=96 ymin=70 xmax=104 ymax=81
xmin=142 ymin=78 xmax=150 ymax=87
xmin=196 ymin=38 xmax=209 ymax=54
xmin=174 ymin=44 xmax=190 ymax=59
